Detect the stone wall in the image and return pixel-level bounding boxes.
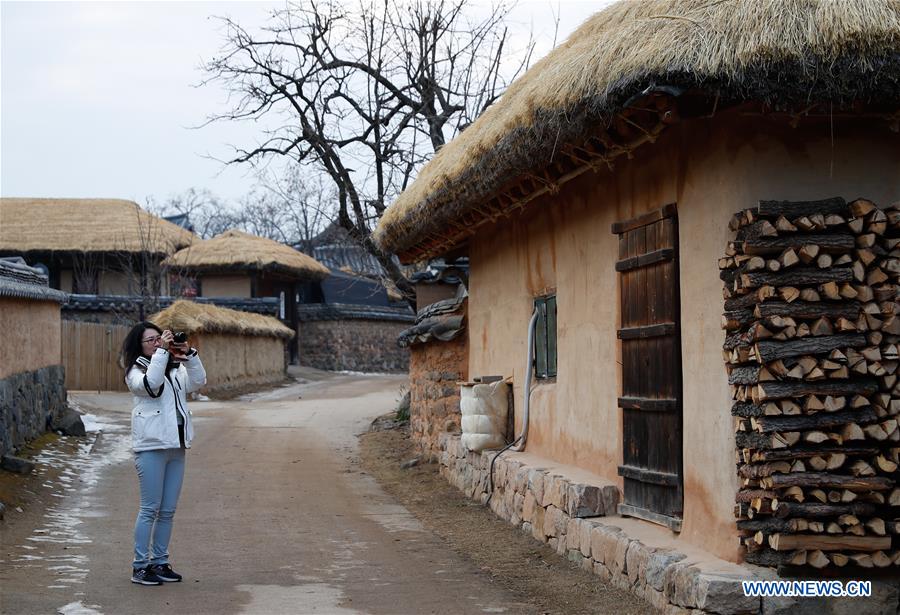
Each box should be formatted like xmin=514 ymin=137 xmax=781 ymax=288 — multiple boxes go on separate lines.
xmin=409 ymin=336 xmax=468 ymax=460
xmin=437 ymin=432 xmax=900 ymax=615
xmin=298 ymin=319 xmax=410 ymax=373
xmin=0 ymin=365 xmax=67 ymax=458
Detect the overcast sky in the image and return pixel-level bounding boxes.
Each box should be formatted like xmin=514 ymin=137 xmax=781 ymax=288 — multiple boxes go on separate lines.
xmin=1 ymin=1 xmax=606 ymax=208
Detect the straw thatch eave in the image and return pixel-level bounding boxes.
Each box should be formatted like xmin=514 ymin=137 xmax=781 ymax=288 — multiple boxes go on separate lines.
xmin=163 ymin=229 xmax=330 ymax=282
xmin=0 ymin=198 xmax=196 ymax=255
xmin=374 ymin=0 xmax=900 ymax=262
xmin=149 ymin=299 xmax=294 ymax=339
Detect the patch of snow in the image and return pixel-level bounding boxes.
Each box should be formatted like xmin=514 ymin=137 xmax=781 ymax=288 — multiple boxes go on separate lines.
xmin=336 ymin=370 xmax=395 ymax=376
xmin=57 ymin=601 xmax=103 ymax=615
xmin=79 ymin=414 xmax=105 ymax=434
xmin=11 ymin=405 xmax=132 ymax=588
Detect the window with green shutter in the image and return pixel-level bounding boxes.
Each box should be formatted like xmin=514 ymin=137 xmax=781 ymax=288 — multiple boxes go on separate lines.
xmin=533 ymin=295 xmax=557 ymax=379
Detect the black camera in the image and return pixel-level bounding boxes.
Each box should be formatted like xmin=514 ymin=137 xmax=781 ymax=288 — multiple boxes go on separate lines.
xmin=173 ymin=331 xmax=188 ymax=344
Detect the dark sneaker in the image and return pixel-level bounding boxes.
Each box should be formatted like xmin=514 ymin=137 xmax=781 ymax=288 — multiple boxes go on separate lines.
xmin=150 ymin=563 xmax=182 ymax=582
xmin=131 ymin=566 xmax=163 ymax=585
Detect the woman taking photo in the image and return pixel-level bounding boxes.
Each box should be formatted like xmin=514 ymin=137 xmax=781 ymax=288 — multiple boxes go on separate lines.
xmin=120 ymin=321 xmax=206 ymax=586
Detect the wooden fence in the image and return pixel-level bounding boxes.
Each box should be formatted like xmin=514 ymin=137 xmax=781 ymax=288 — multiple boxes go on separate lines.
xmin=61 ymin=321 xmax=130 ymax=391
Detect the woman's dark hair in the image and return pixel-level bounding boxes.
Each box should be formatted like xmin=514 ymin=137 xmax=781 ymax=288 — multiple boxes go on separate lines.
xmin=120 ymin=321 xmax=163 ymax=370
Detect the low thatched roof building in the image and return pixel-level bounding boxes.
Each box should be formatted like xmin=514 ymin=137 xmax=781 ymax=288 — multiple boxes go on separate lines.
xmin=162 ymin=230 xmax=329 ymax=363
xmin=149 ymin=300 xmax=293 ymax=393
xmin=163 ymin=229 xmax=329 ymax=281
xmin=0 ymin=198 xmax=196 ymax=295
xmin=374 ymin=0 xmax=900 ymax=605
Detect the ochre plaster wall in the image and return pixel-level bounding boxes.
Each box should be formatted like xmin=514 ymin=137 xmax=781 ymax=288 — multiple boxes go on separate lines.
xmin=191 ymin=333 xmax=286 ymax=391
xmin=467 ymin=111 xmax=900 ymax=561
xmin=202 ymin=275 xmax=251 ymax=298
xmin=0 ymin=298 xmax=62 ymax=379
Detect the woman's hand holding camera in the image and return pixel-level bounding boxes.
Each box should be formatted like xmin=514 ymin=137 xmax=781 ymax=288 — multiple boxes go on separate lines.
xmin=159 ymin=330 xmax=174 ymax=350
xmin=163 ymin=330 xmax=190 ymax=360
xmin=170 ymin=343 xmax=190 ymax=360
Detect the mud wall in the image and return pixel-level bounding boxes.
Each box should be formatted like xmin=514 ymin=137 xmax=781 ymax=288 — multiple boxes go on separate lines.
xmin=191 ymin=333 xmax=286 ymax=393
xmin=466 ymin=110 xmax=900 ymax=561
xmin=1 ymin=298 xmax=62 ymax=379
xmin=201 ymin=275 xmax=252 ymax=298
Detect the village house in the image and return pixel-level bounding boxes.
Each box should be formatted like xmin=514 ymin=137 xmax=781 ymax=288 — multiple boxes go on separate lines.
xmin=0 ymin=201 xmax=301 ymax=390
xmin=164 ymin=228 xmax=414 ymax=371
xmin=0 ymin=198 xmax=195 ymax=303
xmin=290 ymin=222 xmax=418 ymax=372
xmin=148 ymin=299 xmax=294 ymax=394
xmin=162 ymin=229 xmax=330 ymax=363
xmin=376 ymin=1 xmax=900 ymax=611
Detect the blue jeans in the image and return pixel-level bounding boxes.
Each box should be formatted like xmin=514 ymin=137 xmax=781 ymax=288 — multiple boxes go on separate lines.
xmin=133 ymin=448 xmax=185 ymax=569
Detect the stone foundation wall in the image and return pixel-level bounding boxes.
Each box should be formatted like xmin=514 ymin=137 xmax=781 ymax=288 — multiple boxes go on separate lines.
xmin=298 ymin=319 xmax=410 ymax=373
xmin=437 ymin=432 xmax=900 ymax=615
xmin=409 ymin=337 xmax=468 ymax=460
xmin=0 ymin=365 xmax=67 ymax=458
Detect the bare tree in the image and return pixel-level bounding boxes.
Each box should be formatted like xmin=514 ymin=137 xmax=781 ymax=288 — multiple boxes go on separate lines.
xmin=71 ymin=251 xmax=101 ymax=294
xmin=259 ymin=167 xmax=336 ymax=255
xmin=149 ymin=171 xmax=334 ymax=250
xmin=147 ymin=188 xmax=241 ymax=240
xmin=108 ymin=205 xmax=197 ymax=321
xmin=201 ymin=0 xmax=532 ymax=300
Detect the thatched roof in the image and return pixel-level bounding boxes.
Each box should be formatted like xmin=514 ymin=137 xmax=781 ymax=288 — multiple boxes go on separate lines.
xmin=163 ymin=229 xmax=330 ymax=281
xmin=149 ymin=299 xmax=294 ymax=339
xmin=0 ymin=198 xmax=195 ymax=254
xmin=375 ymin=0 xmax=900 ymax=261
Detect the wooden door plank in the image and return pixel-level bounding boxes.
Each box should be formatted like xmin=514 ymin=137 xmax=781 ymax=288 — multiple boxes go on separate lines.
xmin=615 ymin=248 xmax=674 ymax=272
xmin=617 ymin=397 xmax=678 ymax=411
xmin=611 ymin=203 xmax=677 ymax=235
xmin=618 ymin=464 xmax=680 ymax=486
xmin=618 ymin=503 xmax=683 ymax=532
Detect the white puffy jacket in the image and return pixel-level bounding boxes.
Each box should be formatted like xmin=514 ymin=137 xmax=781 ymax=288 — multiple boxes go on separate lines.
xmin=125 ymin=348 xmax=207 ymax=452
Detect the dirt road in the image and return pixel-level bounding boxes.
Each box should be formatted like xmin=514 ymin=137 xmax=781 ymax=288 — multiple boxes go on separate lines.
xmin=0 ymin=369 xmax=537 ymax=615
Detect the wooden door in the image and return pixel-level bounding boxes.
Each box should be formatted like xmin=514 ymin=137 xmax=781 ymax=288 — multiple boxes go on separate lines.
xmin=612 ymin=203 xmax=683 ymax=531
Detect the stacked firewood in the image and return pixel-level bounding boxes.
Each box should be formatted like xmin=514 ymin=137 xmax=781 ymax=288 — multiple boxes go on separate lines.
xmin=721 ymin=197 xmax=900 ymax=570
